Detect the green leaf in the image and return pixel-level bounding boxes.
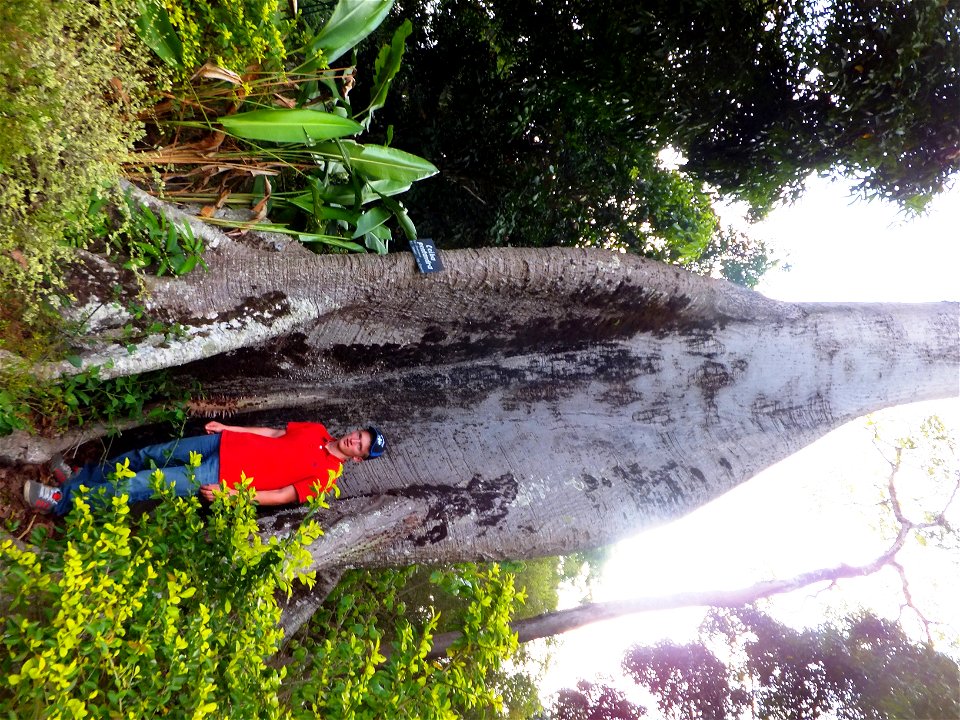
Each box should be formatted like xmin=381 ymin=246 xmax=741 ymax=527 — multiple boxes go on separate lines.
xmin=316 ymin=206 xmax=360 ymax=224
xmin=173 ymin=255 xmax=198 ymax=275
xmin=352 ymin=207 xmax=391 ymax=238
xmin=133 ymin=242 xmax=160 ymax=258
xmin=219 ymin=109 xmax=362 ymax=145
xmin=364 ymin=232 xmax=388 ymax=254
xmin=297 ymin=234 xmax=367 ymax=252
xmin=358 ymin=20 xmax=412 ymax=124
xmin=134 ymin=0 xmax=183 ymax=68
xmin=377 ymin=194 xmax=418 ymax=240
xmin=312 ymin=141 xmax=438 ymax=184
xmin=293 ymin=179 xmax=413 ymax=209
xmin=310 ymin=0 xmax=395 ymax=65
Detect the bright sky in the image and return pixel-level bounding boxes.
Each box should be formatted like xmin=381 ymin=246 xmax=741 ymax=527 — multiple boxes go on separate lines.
xmin=536 ymin=176 xmax=960 ymax=700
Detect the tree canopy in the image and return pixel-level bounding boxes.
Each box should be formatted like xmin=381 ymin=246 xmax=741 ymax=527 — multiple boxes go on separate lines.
xmin=544 ymin=609 xmax=960 ymax=719
xmin=371 ymin=0 xmax=959 ymax=253
xmin=622 ymin=608 xmax=960 ymax=720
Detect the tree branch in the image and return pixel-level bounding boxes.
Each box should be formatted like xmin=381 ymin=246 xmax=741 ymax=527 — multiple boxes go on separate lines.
xmin=424 ymin=541 xmax=911 ymax=660
xmin=271 ymin=495 xmax=432 ymax=636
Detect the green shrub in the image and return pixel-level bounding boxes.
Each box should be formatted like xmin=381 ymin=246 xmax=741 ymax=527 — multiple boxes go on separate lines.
xmin=158 ymin=0 xmax=293 ymax=76
xmin=65 ymin=192 xmax=208 ymax=278
xmin=0 ymin=362 xmax=194 ymax=437
xmin=285 ymin=564 xmax=524 ymax=719
xmin=0 ymin=0 xmax=155 ymax=314
xmin=0 ymin=464 xmax=322 ymax=719
xmin=0 ymin=462 xmax=524 ymax=719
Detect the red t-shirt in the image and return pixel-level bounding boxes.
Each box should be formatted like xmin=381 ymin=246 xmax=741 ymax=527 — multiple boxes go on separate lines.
xmin=218 ymin=422 xmax=344 ymax=503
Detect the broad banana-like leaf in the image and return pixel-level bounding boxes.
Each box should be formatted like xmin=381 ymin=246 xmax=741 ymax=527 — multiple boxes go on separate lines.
xmin=134 ymin=0 xmax=183 ymax=68
xmin=298 ymin=233 xmax=367 ymax=252
xmin=219 ymin=109 xmax=362 ymax=144
xmin=292 ymin=179 xmax=413 ymax=210
xmin=314 ymin=205 xmax=360 ymax=224
xmin=312 ymin=141 xmax=438 ymax=184
xmin=353 ymin=206 xmax=391 ymax=238
xmin=358 ymin=20 xmax=412 ymax=124
xmin=310 ymin=0 xmax=395 ymax=66
xmin=364 ymin=230 xmax=389 ymax=254
xmin=377 ymin=193 xmax=418 ymax=240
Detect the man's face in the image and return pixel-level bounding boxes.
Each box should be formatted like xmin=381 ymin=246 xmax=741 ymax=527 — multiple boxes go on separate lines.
xmin=338 ymin=429 xmax=371 ymax=462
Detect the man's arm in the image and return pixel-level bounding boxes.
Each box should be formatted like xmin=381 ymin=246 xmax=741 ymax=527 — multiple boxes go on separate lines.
xmin=204 ymin=421 xmax=285 ymax=438
xmin=199 ymin=484 xmax=298 ymax=505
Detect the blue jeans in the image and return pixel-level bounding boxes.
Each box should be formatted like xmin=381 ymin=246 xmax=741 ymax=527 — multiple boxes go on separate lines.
xmin=54 ymin=434 xmax=221 ymax=516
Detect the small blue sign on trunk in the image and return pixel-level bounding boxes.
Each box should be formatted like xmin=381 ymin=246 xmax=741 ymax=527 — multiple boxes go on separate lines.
xmin=410 ymin=238 xmax=443 ymax=273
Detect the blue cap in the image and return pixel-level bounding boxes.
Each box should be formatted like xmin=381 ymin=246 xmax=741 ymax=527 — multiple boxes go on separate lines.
xmin=367 ymin=426 xmax=386 ymax=459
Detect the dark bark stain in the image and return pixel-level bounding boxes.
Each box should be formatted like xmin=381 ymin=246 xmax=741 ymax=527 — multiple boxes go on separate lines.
xmin=581 ymin=474 xmax=600 ymax=492
xmin=815 ymin=332 xmax=843 ymax=364
xmin=225 ymin=343 xmax=668 ymax=422
xmin=359 ymin=472 xmax=521 ymax=546
xmin=578 ymin=472 xmax=612 ymax=510
xmin=183 ymin=330 xmax=316 ymax=385
xmin=422 ymin=326 xmax=448 ymax=344
xmin=177 ymin=275 xmax=737 ymax=400
xmin=317 ymin=285 xmax=723 ymax=376
xmin=498 ymin=347 xmax=661 ymax=412
xmin=597 ymin=354 xmax=662 ymax=407
xmin=260 ymin=472 xmax=519 ymax=547
xmin=67 ymin=254 xmax=139 ymax=307
xmin=600 ymin=384 xmax=644 ymax=407
xmin=683 ymin=328 xmax=721 ymax=358
xmin=718 ymin=456 xmax=733 ymax=472
xmin=693 ymin=357 xmax=747 ymax=416
xmin=467 ymin=473 xmax=519 ymax=527
xmin=750 ymin=392 xmax=834 ymax=432
xmin=611 ymin=460 xmax=689 ymax=508
xmin=147 ymin=292 xmax=293 ymax=352
xmin=182 ymin=291 xmax=290 ymax=328
xmin=632 ymin=403 xmax=674 ymax=425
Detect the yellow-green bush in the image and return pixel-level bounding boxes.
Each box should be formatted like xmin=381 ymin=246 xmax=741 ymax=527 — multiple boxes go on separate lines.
xmin=1 ymin=459 xmax=525 ymax=719
xmin=0 ymin=465 xmax=321 ymax=719
xmin=0 ymin=0 xmax=154 ymax=313
xmin=161 ymin=0 xmax=292 ymax=77
xmin=287 ymin=564 xmax=524 ymax=720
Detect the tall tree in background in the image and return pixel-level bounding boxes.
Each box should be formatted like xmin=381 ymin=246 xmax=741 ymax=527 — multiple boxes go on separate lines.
xmin=550 ymin=680 xmax=647 ymax=720
xmin=619 ymin=608 xmax=960 ymax=720
xmin=371 ymin=0 xmax=959 ymax=250
xmin=545 ymin=610 xmax=960 ymax=719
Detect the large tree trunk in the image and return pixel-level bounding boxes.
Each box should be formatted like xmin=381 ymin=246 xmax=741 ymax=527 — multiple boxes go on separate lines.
xmin=257 ymin=292 xmax=955 ymax=569
xmin=3 ymin=195 xmax=957 ymax=633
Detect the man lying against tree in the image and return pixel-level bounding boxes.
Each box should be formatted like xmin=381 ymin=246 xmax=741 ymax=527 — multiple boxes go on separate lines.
xmin=22 ymin=420 xmax=386 ymax=515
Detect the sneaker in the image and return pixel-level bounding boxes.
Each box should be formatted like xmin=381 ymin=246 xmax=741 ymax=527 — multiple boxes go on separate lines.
xmin=23 ymin=480 xmax=63 ymax=513
xmin=49 ymin=453 xmax=78 ymax=485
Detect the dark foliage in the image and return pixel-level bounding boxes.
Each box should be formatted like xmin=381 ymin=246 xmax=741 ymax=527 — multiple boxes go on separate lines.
xmin=363 ymin=0 xmax=958 ymax=253
xmin=621 ymin=607 xmax=960 ymax=720
xmin=550 ymin=679 xmax=646 ymax=720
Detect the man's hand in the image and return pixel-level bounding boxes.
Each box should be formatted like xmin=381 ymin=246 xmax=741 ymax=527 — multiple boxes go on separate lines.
xmin=205 ymin=421 xmax=227 ymax=434
xmin=200 ymin=483 xmax=236 ymax=502
xmin=199 ymin=483 xmax=296 ymax=506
